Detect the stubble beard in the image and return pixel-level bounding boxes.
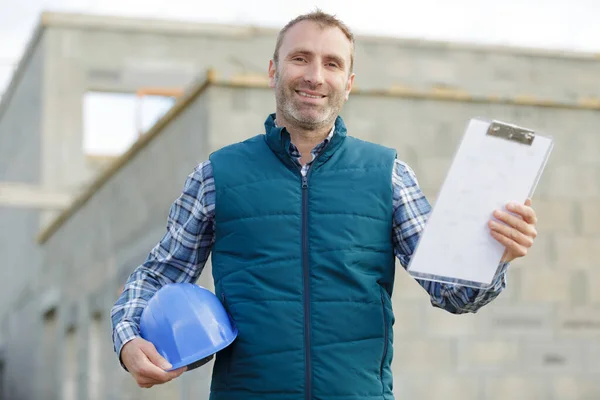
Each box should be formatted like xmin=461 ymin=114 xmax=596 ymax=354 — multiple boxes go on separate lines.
xmin=274 ymin=72 xmax=345 ymax=131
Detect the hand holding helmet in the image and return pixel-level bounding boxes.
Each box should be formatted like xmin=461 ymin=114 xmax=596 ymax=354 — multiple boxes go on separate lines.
xmin=122 ymin=283 xmax=238 ymax=388
xmin=121 ymin=337 xmax=187 ymax=388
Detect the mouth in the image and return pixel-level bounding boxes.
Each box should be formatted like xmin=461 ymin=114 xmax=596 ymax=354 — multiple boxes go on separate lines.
xmin=295 ymin=90 xmax=326 ymax=99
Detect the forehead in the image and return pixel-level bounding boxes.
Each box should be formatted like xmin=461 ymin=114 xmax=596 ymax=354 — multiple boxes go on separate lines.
xmin=279 ymin=20 xmax=352 ymax=61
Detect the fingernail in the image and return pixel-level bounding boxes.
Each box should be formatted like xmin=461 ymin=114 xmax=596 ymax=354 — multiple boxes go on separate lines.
xmin=162 ymin=362 xmax=172 ymax=370
xmin=507 ymin=203 xmax=515 ymax=211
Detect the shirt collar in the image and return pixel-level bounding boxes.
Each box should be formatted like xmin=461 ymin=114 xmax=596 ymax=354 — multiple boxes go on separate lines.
xmin=274 ymin=120 xmax=336 ymax=143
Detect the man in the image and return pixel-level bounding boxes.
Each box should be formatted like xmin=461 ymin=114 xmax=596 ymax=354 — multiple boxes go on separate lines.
xmin=111 ymin=10 xmax=538 ymax=399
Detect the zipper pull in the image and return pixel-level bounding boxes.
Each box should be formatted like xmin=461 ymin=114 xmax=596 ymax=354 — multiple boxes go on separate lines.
xmin=302 ymin=175 xmax=308 ymax=189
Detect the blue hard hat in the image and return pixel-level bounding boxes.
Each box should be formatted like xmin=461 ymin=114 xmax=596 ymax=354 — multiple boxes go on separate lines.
xmin=140 ymin=283 xmax=237 ymax=371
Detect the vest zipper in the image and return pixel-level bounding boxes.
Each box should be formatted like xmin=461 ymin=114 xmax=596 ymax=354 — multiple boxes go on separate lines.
xmin=301 ymin=173 xmax=311 ymax=400
xmin=296 ymin=138 xmax=331 ymax=400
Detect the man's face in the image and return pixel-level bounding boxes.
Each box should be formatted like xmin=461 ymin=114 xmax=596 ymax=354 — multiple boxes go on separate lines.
xmin=269 ymin=20 xmax=355 ymax=131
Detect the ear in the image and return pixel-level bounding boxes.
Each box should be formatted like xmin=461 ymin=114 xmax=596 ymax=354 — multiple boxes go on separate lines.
xmin=344 ymin=73 xmax=355 ymax=101
xmin=268 ymin=60 xmax=277 ymax=88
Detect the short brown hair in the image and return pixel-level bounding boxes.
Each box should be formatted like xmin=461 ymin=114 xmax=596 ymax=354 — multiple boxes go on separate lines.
xmin=273 ymin=9 xmax=355 ymax=73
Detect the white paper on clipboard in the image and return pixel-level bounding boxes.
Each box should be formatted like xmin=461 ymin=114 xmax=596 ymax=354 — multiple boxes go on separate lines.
xmin=406 ymin=118 xmax=554 ymax=289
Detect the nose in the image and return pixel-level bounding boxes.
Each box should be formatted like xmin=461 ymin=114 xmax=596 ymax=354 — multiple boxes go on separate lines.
xmin=303 ymin=61 xmax=324 ymax=87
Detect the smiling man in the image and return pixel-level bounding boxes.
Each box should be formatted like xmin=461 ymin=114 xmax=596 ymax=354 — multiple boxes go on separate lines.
xmin=111 ymin=9 xmax=539 ymax=400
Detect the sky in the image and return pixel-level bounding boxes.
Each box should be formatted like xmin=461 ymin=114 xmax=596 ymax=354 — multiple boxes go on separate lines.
xmin=1 ymin=0 xmax=599 ymax=153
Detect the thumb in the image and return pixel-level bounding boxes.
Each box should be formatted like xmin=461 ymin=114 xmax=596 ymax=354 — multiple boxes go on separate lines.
xmin=525 ymin=198 xmax=532 ymax=206
xmin=142 ymin=342 xmax=172 ymax=370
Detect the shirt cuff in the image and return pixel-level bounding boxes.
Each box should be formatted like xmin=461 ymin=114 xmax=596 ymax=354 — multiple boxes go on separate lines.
xmin=496 ymin=261 xmax=510 ymax=276
xmin=490 ymin=261 xmax=510 ymax=289
xmin=113 ymin=321 xmax=141 ymax=371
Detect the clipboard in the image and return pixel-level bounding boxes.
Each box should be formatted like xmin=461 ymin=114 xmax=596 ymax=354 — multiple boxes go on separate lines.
xmin=406 ymin=118 xmax=554 ymax=289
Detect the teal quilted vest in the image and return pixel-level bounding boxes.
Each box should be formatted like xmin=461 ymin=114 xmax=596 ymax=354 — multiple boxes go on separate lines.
xmin=208 ymin=114 xmax=397 ymax=400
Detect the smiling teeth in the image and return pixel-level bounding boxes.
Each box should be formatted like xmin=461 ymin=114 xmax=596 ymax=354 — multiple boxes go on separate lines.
xmin=299 ymin=92 xmax=321 ymax=99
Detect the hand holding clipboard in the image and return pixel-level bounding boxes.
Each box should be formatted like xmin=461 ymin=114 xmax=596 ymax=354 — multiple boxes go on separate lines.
xmin=407 ymin=118 xmax=554 ymax=289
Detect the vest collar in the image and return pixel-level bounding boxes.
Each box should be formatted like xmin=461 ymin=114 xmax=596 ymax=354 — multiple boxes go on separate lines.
xmin=263 ymin=113 xmax=347 ymax=170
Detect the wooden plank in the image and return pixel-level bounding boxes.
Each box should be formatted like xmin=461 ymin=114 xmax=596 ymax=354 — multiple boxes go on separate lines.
xmin=0 ymin=182 xmax=71 ymax=209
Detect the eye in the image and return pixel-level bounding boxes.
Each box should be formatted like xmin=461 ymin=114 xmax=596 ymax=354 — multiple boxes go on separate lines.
xmin=293 ymin=57 xmax=306 ymax=62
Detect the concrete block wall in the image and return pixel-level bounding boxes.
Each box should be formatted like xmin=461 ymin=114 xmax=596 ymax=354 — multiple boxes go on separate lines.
xmin=0 ymin=34 xmax=45 ymax=312
xmin=205 ymin=85 xmax=600 ymax=399
xmin=34 ymin=22 xmax=274 ymax=205
xmin=21 ymin=85 xmax=600 ymax=400
xmin=1 ymin=11 xmax=599 ymax=400
xmin=353 ymin=41 xmax=600 ymax=101
xmin=38 ymin=89 xmax=216 ymax=400
xmin=342 ymin=95 xmax=600 ymax=400
xmin=35 ymin=13 xmax=600 ymax=210
xmin=35 ymin=82 xmax=600 ymax=399
xmin=0 ymin=32 xmax=46 ymax=400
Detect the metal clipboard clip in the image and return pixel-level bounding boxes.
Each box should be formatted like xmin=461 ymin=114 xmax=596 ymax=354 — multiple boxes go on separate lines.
xmin=486 ymin=120 xmax=535 ymax=146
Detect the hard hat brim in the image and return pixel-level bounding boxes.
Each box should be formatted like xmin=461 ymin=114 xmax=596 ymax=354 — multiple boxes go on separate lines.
xmin=165 ymin=325 xmax=238 ymax=371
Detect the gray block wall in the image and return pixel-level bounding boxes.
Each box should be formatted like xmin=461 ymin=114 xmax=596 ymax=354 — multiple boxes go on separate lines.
xmin=1 ymin=11 xmax=599 ymax=400
xmin=33 ymin=82 xmax=600 ymax=400
xmin=0 ymin=32 xmax=44 ymax=311
xmin=38 ymin=88 xmax=215 ymax=400
xmin=209 ymin=86 xmax=600 ymax=400
xmin=26 ymin=13 xmax=600 ymax=205
xmin=0 ymin=32 xmax=46 ymax=400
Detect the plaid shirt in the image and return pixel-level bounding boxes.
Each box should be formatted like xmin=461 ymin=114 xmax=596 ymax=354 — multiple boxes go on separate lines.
xmin=111 ymin=130 xmax=509 ymax=360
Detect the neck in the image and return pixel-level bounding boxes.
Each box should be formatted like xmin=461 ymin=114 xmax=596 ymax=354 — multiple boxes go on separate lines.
xmin=275 ymin=114 xmax=333 ymax=163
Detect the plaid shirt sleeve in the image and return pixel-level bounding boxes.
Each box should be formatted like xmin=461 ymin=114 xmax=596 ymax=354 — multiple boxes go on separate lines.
xmin=110 ymin=160 xmax=215 ymax=364
xmin=392 ymin=159 xmax=509 ymax=314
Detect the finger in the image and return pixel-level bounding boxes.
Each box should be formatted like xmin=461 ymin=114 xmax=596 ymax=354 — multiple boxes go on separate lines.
xmin=489 ymin=211 xmax=537 ymax=244
xmin=142 ymin=342 xmax=172 ymax=370
xmin=135 ymin=369 xmax=167 ymax=385
xmin=489 ymin=220 xmax=534 ymax=248
xmin=171 ymin=366 xmax=187 ymax=377
xmin=490 ymin=231 xmax=528 ymax=257
xmin=139 ymin=344 xmax=186 ymax=382
xmin=492 ymin=210 xmax=537 ymax=239
xmin=525 ymin=198 xmax=532 ymax=207
xmin=137 ymin=376 xmax=162 ymax=386
xmin=506 ymin=201 xmax=537 ymax=225
xmin=160 ymin=365 xmax=186 ymax=381
xmin=136 ymin=367 xmax=185 ymax=387
xmin=135 ymin=354 xmax=176 ymax=383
